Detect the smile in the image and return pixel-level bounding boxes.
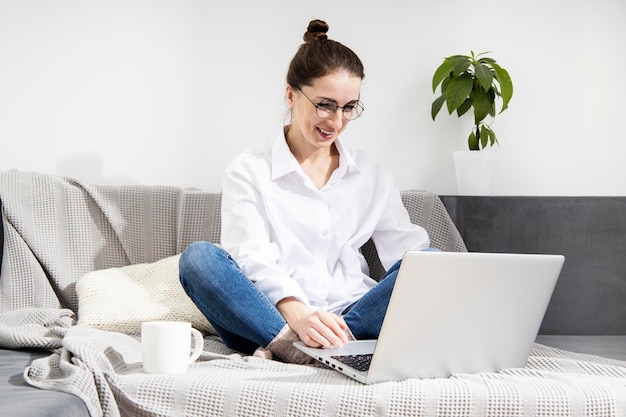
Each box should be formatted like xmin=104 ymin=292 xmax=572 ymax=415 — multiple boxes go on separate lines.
xmin=317 ymin=127 xmax=335 ymax=138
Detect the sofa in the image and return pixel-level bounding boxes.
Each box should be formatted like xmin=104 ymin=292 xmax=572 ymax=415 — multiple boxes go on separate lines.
xmin=1 ymin=170 xmax=625 ymax=417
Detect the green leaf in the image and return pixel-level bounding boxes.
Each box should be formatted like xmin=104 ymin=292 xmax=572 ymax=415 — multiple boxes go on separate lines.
xmin=474 ymin=51 xmax=492 ymax=59
xmin=472 ymin=85 xmax=492 ymax=123
xmin=456 ymin=98 xmax=472 ymax=117
xmin=452 ymin=57 xmax=471 ymax=77
xmin=490 ymin=128 xmax=499 ymax=146
xmin=489 ymin=100 xmax=496 ymax=118
xmin=448 ymin=54 xmax=471 ymax=62
xmin=441 ymin=76 xmax=451 ymax=94
xmin=475 ymin=63 xmax=494 ymax=91
xmin=481 ymin=125 xmax=498 ymax=147
xmin=468 ymin=130 xmax=479 ymax=150
xmin=488 ymin=88 xmax=496 ymax=117
xmin=480 ymin=125 xmax=490 ymax=148
xmin=432 ymin=59 xmax=456 ymax=92
xmin=491 ymin=62 xmax=513 ymax=112
xmin=431 ymin=94 xmax=446 ymax=120
xmin=445 ymin=73 xmax=473 ymax=114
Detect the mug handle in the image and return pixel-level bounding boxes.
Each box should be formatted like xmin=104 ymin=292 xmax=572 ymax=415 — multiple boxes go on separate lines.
xmin=188 ymin=328 xmax=204 ymax=363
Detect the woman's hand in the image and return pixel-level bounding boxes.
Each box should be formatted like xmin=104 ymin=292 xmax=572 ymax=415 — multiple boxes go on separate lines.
xmin=277 ymin=297 xmax=349 ymax=348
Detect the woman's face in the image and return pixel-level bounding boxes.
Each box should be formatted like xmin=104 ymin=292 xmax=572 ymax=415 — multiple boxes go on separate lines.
xmin=287 ymin=71 xmax=362 ymax=152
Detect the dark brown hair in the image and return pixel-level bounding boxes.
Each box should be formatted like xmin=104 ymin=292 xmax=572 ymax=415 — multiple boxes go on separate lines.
xmin=286 ymin=20 xmax=364 ymax=88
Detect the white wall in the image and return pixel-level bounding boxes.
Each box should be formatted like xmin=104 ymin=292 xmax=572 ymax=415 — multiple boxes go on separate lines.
xmin=1 ymin=0 xmax=625 ymax=195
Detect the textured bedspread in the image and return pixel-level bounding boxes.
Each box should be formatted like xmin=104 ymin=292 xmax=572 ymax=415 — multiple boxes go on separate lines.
xmin=2 ymin=307 xmax=624 ymax=417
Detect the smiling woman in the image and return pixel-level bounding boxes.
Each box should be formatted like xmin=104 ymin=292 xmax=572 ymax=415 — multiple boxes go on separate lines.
xmin=178 ymin=19 xmax=431 ymax=365
xmin=284 ymin=19 xmax=365 ymax=168
xmin=286 ymin=71 xmax=362 ymax=174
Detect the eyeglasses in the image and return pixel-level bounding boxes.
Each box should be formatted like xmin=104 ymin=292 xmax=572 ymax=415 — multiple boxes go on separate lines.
xmin=297 ymin=87 xmax=364 ymax=121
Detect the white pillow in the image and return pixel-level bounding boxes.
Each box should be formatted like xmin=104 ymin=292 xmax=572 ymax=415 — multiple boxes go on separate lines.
xmin=76 ymin=254 xmax=214 ymax=335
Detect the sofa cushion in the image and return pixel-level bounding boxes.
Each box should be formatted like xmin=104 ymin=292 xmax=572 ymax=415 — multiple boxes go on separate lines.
xmin=535 ymin=335 xmax=626 ymax=361
xmin=76 ymin=254 xmax=214 ymax=335
xmin=0 ymin=348 xmax=90 ymax=417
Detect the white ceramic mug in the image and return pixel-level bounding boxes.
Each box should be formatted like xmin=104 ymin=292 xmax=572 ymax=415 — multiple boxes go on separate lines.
xmin=141 ymin=321 xmax=203 ymax=374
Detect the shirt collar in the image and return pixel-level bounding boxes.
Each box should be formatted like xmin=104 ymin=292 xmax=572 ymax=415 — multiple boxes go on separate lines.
xmin=271 ymin=127 xmax=361 ymax=181
xmin=271 ymin=128 xmax=300 ymax=180
xmin=333 ymin=137 xmax=360 ymax=175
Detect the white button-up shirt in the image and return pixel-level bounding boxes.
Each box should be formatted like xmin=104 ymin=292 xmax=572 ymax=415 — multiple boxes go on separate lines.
xmin=221 ymin=130 xmax=430 ymax=314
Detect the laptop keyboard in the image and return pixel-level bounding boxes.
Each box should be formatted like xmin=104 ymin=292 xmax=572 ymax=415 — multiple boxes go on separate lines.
xmin=331 ymin=354 xmax=373 ymax=372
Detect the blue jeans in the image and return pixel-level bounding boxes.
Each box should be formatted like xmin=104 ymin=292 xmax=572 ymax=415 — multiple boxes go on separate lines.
xmin=179 ymin=241 xmax=425 ymax=354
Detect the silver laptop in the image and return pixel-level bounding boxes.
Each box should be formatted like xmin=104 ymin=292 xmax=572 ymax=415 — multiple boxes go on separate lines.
xmin=294 ymin=251 xmax=564 ymax=384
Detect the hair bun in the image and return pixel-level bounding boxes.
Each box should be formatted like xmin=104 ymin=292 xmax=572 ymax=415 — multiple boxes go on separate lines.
xmin=303 ymin=19 xmax=329 ymax=42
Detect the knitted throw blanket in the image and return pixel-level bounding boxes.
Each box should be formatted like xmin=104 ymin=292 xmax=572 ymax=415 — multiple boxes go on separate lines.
xmin=9 ymin=307 xmax=626 ymax=417
xmin=1 ymin=171 xmax=625 ymax=416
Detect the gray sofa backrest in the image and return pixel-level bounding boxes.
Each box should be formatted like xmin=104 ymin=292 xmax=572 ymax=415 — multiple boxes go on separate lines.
xmin=441 ymin=196 xmax=626 ymax=336
xmin=6 ymin=172 xmax=621 ymax=337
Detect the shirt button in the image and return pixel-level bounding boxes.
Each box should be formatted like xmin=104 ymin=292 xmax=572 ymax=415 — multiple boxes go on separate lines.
xmin=321 ymin=231 xmax=328 ymax=236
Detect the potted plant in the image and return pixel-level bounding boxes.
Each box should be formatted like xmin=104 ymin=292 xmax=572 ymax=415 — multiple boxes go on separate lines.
xmin=431 ymin=51 xmax=513 ymax=194
xmin=431 ymin=50 xmax=513 ymax=150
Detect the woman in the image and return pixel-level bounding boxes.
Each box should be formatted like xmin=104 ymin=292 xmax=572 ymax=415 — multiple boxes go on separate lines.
xmin=179 ymin=20 xmax=430 ymax=364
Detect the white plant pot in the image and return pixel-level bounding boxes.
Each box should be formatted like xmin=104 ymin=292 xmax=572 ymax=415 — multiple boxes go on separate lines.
xmin=453 ymin=150 xmax=501 ymax=195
